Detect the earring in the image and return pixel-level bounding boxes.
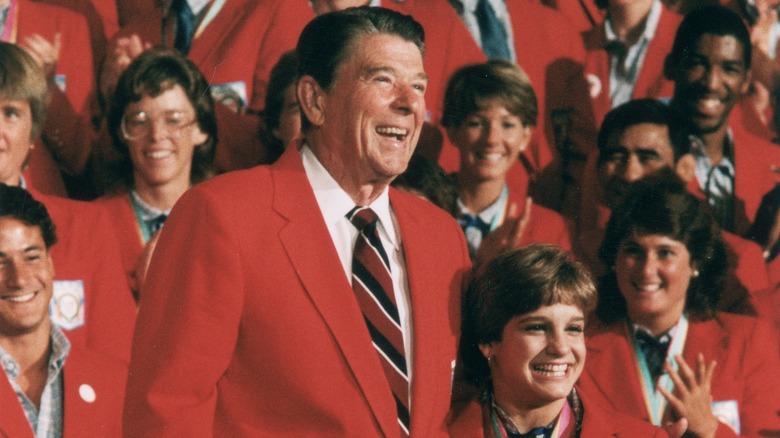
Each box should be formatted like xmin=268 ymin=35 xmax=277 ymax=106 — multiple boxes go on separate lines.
xmin=692 ymin=269 xmax=700 ymax=278
xmin=487 ymin=356 xmax=495 ymax=367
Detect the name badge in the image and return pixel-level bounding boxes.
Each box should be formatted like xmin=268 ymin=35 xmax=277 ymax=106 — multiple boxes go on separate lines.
xmin=54 ymin=74 xmax=67 ymax=93
xmin=51 ymin=280 xmax=85 ymax=330
xmin=210 ymin=81 xmax=247 ymax=114
xmin=712 ymin=400 xmax=740 ymax=434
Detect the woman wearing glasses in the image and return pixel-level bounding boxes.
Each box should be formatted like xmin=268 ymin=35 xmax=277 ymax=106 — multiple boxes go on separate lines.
xmin=98 ymin=48 xmax=217 ymax=300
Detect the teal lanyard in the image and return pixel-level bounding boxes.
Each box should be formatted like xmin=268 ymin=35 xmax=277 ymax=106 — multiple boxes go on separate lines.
xmin=630 ymin=314 xmax=689 ymax=425
xmin=129 ymin=193 xmax=153 ymax=244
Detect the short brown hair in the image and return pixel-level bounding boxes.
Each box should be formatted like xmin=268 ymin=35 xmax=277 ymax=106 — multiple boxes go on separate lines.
xmin=0 ymin=42 xmax=50 ymax=142
xmin=460 ymin=244 xmax=595 ymax=388
xmin=442 ymin=59 xmax=537 ymax=128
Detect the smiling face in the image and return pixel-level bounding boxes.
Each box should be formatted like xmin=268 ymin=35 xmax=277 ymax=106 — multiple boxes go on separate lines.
xmin=300 ymin=33 xmax=427 ymax=200
xmin=0 ymin=99 xmax=34 ymax=187
xmin=615 ymin=232 xmax=694 ymax=333
xmin=668 ymin=33 xmax=750 ymax=137
xmin=598 ymin=123 xmax=676 ymax=209
xmin=0 ymin=217 xmax=54 ymax=338
xmin=480 ymin=303 xmax=586 ymax=412
xmin=123 ymin=85 xmax=208 ymax=190
xmin=449 ymin=99 xmax=532 ymax=184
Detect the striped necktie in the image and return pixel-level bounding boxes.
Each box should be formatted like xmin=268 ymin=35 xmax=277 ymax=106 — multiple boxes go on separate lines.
xmin=347 ymin=206 xmax=410 ymax=436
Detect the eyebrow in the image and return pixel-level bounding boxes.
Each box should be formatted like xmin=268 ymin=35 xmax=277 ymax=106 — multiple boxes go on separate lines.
xmin=514 ymin=315 xmax=585 ymax=324
xmin=364 ymin=66 xmax=429 ymax=82
xmin=0 ymin=246 xmax=45 ymax=258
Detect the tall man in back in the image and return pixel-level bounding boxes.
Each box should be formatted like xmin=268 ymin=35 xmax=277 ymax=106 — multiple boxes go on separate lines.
xmin=123 ymin=7 xmax=472 ymax=437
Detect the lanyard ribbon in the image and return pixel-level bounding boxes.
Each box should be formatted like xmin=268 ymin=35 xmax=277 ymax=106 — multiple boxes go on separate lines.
xmin=630 ymin=314 xmax=689 ymax=425
xmin=488 ymin=399 xmax=574 ymax=438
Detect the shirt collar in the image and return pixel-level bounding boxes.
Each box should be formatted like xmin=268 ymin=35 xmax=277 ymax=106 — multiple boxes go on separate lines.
xmin=632 ymin=317 xmax=680 ymax=342
xmin=459 ymin=0 xmax=479 ymax=14
xmin=0 ymin=324 xmax=71 ymax=380
xmin=300 ymin=144 xmax=399 ymax=251
xmin=187 ymin=0 xmax=210 ymax=16
xmin=456 ymin=184 xmax=509 ymax=226
xmin=131 ymin=190 xmax=172 ymax=222
xmin=689 ymin=131 xmax=736 ymax=169
xmin=604 ymin=0 xmax=662 ymax=44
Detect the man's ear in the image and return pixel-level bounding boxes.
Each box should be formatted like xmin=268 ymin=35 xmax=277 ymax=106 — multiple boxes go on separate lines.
xmin=674 ymin=153 xmax=697 ymax=183
xmin=740 ymin=68 xmax=753 ymax=95
xmin=297 ymin=75 xmax=326 ymax=127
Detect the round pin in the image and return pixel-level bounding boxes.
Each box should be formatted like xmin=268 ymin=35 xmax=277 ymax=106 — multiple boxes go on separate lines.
xmin=79 ymin=384 xmax=96 ymax=403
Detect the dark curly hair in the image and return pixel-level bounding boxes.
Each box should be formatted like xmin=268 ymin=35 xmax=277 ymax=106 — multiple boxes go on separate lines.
xmin=596 ymin=171 xmax=729 ymax=325
xmin=0 ymin=184 xmax=57 ymax=248
xmin=460 ymin=244 xmax=595 ymax=389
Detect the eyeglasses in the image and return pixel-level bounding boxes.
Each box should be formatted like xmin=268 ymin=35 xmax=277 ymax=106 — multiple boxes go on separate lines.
xmin=121 ymin=110 xmax=197 ymax=141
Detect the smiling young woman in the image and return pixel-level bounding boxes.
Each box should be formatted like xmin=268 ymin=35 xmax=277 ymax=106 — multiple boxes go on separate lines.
xmin=451 ymin=244 xmax=672 ymax=437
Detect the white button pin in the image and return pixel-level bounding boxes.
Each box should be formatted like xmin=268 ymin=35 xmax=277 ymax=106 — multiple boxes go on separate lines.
xmin=79 ymin=384 xmax=96 ymax=403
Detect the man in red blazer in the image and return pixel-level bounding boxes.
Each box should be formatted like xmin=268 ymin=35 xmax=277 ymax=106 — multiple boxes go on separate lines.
xmin=664 ymin=6 xmax=780 ymax=239
xmin=0 ymin=42 xmax=136 ymax=364
xmin=582 ymin=0 xmax=681 ymax=128
xmin=123 ymin=7 xmax=471 ymax=436
xmin=576 ymin=99 xmax=768 ymax=308
xmin=0 ymin=185 xmax=127 ymax=438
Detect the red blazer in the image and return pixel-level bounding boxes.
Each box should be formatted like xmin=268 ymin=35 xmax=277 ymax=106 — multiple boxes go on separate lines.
xmin=109 ymin=0 xmax=313 ymax=171
xmin=123 ymin=146 xmax=472 ymax=436
xmin=582 ymin=6 xmax=681 ymax=127
xmin=448 ymin=390 xmax=668 ymax=437
xmin=507 ymin=0 xmax=597 ymax=172
xmin=544 ymin=0 xmax=605 ymax=33
xmin=96 ymin=193 xmax=144 ymax=294
xmin=30 ymin=188 xmax=137 ymax=364
xmin=505 ymin=177 xmax=573 ymax=251
xmin=0 ymin=343 xmax=127 ymax=438
xmin=686 ymin=128 xmax=780 ymax=237
xmin=431 ymin=1 xmax=596 ymax=179
xmin=575 ymin=151 xmax=770 ymax=294
xmin=579 ymin=315 xmax=780 ymax=437
xmin=18 ymin=0 xmax=97 ymax=195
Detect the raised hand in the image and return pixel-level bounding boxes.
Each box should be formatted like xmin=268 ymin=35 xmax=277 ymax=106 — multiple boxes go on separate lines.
xmin=22 ymin=33 xmax=62 ymax=80
xmin=473 ymin=196 xmax=532 ymax=272
xmin=659 ymin=353 xmax=719 ymax=438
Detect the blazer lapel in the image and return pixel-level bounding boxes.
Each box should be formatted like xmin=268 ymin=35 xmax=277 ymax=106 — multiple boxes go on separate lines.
xmin=187 ymin=0 xmax=249 ymax=64
xmin=0 ymin=371 xmax=35 ymax=438
xmin=681 ymin=319 xmax=729 ymax=373
xmin=271 ymin=148 xmax=398 ymax=437
xmin=632 ymin=8 xmax=678 ymax=100
xmin=393 ymin=192 xmax=441 ymax=435
xmin=584 ymin=323 xmax=651 ymax=420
